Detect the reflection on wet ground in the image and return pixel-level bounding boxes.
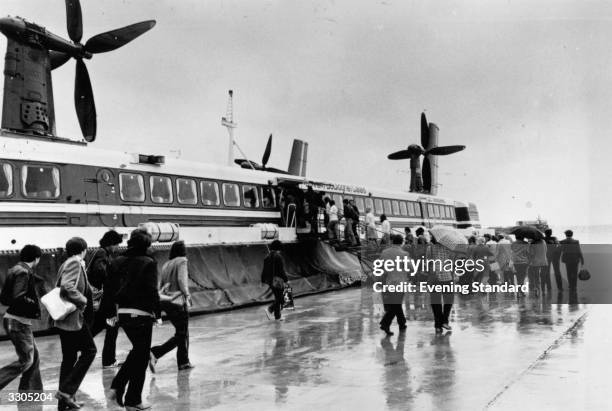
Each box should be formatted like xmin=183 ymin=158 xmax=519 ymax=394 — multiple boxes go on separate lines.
xmin=0 ymin=288 xmax=603 ymax=410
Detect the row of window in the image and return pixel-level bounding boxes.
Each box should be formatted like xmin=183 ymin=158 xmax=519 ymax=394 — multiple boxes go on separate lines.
xmin=119 ymin=173 xmax=276 ymax=209
xmin=0 ymin=163 xmax=60 ymax=199
xmin=330 ymin=193 xmax=426 ymax=218
xmin=425 ymin=203 xmax=456 ymax=220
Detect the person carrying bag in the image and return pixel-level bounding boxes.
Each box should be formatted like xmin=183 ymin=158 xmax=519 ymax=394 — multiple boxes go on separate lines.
xmin=261 ymin=240 xmax=288 ymax=321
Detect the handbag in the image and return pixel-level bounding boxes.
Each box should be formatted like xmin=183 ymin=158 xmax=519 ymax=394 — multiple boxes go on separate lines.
xmin=578 ymin=268 xmax=591 ymax=281
xmin=41 ymin=259 xmax=81 ymax=321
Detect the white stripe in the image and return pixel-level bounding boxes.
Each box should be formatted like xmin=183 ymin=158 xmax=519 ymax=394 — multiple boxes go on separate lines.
xmin=0 ymin=202 xmax=280 ymax=219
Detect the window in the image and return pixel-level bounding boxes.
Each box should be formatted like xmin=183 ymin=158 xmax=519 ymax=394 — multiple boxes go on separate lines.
xmin=0 ymin=163 xmax=13 ymax=197
xmin=434 ymin=205 xmax=440 ymax=218
xmin=427 ymin=204 xmax=434 ymax=218
xmin=355 ymin=197 xmax=365 ymax=213
xmin=399 ymin=201 xmax=407 ymax=216
xmin=150 ymin=176 xmax=173 ymax=204
xmin=450 ymin=207 xmax=456 ymax=219
xmin=383 ymin=199 xmax=392 ymax=215
xmin=201 ymin=180 xmax=220 ymax=206
xmin=261 ymin=186 xmax=276 ymax=208
xmin=445 ymin=206 xmax=451 ymax=219
xmin=242 ymin=185 xmax=259 ymax=208
xmin=332 ymin=194 xmax=343 ymax=208
xmin=22 ymin=165 xmax=60 ymax=199
xmin=222 ymin=183 xmax=240 ymax=207
xmin=407 ymin=202 xmax=415 ymax=217
xmin=414 ymin=202 xmax=422 ymax=217
xmin=119 ymin=173 xmax=144 ymax=202
xmin=365 ymin=197 xmax=374 ymax=213
xmin=176 ymin=178 xmax=197 ymax=205
xmin=391 ymin=200 xmax=400 ymax=215
xmin=374 ymin=198 xmax=383 ymax=214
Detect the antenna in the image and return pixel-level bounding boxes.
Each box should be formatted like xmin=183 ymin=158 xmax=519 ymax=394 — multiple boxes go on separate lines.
xmin=221 ymin=90 xmax=237 ymax=166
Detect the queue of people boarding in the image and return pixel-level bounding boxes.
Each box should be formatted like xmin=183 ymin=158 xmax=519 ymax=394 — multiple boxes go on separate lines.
xmin=0 ymin=229 xmax=194 ymax=410
xmin=376 ymin=228 xmax=586 ymax=336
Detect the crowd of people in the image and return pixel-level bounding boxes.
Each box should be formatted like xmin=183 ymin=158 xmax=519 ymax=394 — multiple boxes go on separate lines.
xmin=0 ymin=229 xmax=194 ymax=410
xmin=377 ymin=228 xmax=586 ymax=335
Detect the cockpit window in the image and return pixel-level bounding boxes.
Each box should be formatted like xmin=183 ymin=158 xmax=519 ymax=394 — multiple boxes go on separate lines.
xmin=22 ymin=165 xmax=60 ymax=199
xmin=0 ymin=163 xmax=13 ymax=197
xmin=119 ymin=173 xmax=145 ymax=202
xmin=150 ymin=176 xmax=173 ymax=204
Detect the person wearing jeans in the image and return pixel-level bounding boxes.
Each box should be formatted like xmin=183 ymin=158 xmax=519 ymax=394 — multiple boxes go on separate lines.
xmin=105 ymin=229 xmax=160 ymax=411
xmin=150 ymin=241 xmax=193 ymax=371
xmin=0 ymin=245 xmax=43 ymax=392
xmin=53 ymin=237 xmax=97 ymax=411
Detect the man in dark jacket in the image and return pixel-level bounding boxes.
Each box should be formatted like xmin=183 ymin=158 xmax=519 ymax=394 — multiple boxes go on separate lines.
xmin=105 ymin=229 xmax=160 ymax=410
xmin=88 ymin=230 xmax=123 ymax=368
xmin=261 ymin=240 xmax=288 ymax=321
xmin=559 ymin=230 xmax=585 ymax=293
xmin=0 ymin=245 xmax=44 ymax=391
xmin=544 ymin=229 xmax=562 ymax=291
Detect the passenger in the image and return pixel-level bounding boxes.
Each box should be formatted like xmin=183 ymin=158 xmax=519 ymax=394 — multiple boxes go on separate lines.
xmin=415 ymin=227 xmax=428 ymax=245
xmin=471 ymin=238 xmax=493 ymax=284
xmin=404 ymin=227 xmax=415 ymax=246
xmin=380 ymin=214 xmax=391 ymax=246
xmin=150 ymin=241 xmax=194 ymax=372
xmin=327 ymin=200 xmax=339 ymax=241
xmin=544 ymin=229 xmax=563 ymax=292
xmin=365 ymin=207 xmax=378 ymax=244
xmin=496 ymin=235 xmax=514 ymax=285
xmin=511 ymin=235 xmax=530 ymax=296
xmin=304 ymin=186 xmax=321 ymax=234
xmin=428 ymin=233 xmax=457 ymax=333
xmin=88 ymin=230 xmax=123 ymax=368
xmin=379 ymin=234 xmax=410 ymax=336
xmin=323 ymin=196 xmax=331 ymax=229
xmin=342 ymin=199 xmax=357 ymax=246
xmin=106 ymin=229 xmax=160 ymax=410
xmin=54 ymin=237 xmax=97 ymax=411
xmin=528 ymin=238 xmax=548 ymax=295
xmin=261 ymin=240 xmax=288 ymax=321
xmin=350 ymin=200 xmax=361 ymax=246
xmin=559 ymin=230 xmax=585 ymax=293
xmin=0 ymin=245 xmax=44 ymax=392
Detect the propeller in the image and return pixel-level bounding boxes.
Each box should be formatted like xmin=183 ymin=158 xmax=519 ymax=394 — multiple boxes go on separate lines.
xmin=234 ymin=134 xmax=288 ymax=174
xmin=53 ymin=0 xmax=155 ymax=142
xmin=262 ymin=134 xmax=272 ymax=168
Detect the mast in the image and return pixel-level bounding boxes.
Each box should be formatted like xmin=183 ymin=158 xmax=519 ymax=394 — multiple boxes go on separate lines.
xmin=221 ymin=90 xmax=237 ymax=166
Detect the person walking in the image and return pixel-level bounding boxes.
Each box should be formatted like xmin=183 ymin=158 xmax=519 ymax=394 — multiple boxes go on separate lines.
xmin=427 ymin=235 xmax=457 ymax=333
xmin=559 ymin=230 xmax=585 ymax=293
xmin=529 ymin=238 xmax=549 ymax=295
xmin=0 ymin=245 xmax=44 ymax=392
xmin=365 ymin=207 xmax=377 ymax=244
xmin=150 ymin=241 xmax=194 ymax=372
xmin=511 ymin=235 xmax=530 ymax=296
xmin=350 ymin=199 xmax=361 ymax=245
xmin=327 ymin=200 xmax=339 ymax=241
xmin=261 ymin=240 xmax=288 ymax=321
xmin=88 ymin=230 xmax=123 ymax=368
xmin=105 ymin=229 xmax=160 ymax=411
xmin=379 ymin=234 xmax=410 ymax=336
xmin=544 ymin=229 xmax=563 ymax=292
xmin=496 ymin=235 xmax=514 ymax=285
xmin=342 ymin=199 xmax=357 ymax=246
xmin=53 ymin=237 xmax=96 ymax=410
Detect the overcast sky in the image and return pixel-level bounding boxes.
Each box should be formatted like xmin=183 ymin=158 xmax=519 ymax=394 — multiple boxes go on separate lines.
xmin=2 ymin=0 xmax=611 ymax=226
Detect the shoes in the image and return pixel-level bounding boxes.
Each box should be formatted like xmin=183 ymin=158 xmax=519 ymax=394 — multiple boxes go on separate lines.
xmin=263 ymin=307 xmax=273 ymax=320
xmin=125 ymin=403 xmax=152 ymax=411
xmin=441 ymin=323 xmax=452 ymax=331
xmin=56 ymin=391 xmax=80 ymax=410
xmin=108 ymin=387 xmax=124 ymax=407
xmin=380 ymin=325 xmax=394 ymax=336
xmin=435 ymin=327 xmax=443 ymax=334
xmin=178 ymin=363 xmax=195 ymax=371
xmin=103 ymin=360 xmax=123 ymax=369
xmin=275 ymin=317 xmax=285 ymax=322
xmin=148 ymin=352 xmax=158 ymax=374
xmin=399 ymin=325 xmax=407 ymax=332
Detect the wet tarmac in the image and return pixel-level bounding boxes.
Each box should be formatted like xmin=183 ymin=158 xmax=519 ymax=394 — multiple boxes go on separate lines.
xmin=0 ymin=287 xmax=606 ymax=410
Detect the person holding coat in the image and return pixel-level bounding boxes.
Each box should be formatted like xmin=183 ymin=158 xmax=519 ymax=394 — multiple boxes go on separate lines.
xmin=54 ymin=237 xmax=96 ymax=411
xmin=149 ymin=241 xmax=194 ymax=372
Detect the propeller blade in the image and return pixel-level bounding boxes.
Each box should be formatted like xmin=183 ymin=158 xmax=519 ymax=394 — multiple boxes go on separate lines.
xmin=74 ymin=59 xmax=96 ymax=142
xmin=263 ymin=167 xmax=288 ymax=174
xmin=426 ymin=145 xmax=465 ymax=155
xmin=49 ymin=51 xmax=71 ymax=70
xmin=85 ymin=20 xmax=156 ymax=54
xmin=421 ymin=112 xmax=430 ymax=149
xmin=65 ymin=0 xmax=83 ymax=43
xmin=234 ymin=159 xmax=262 ymax=169
xmin=388 ymin=150 xmax=411 ymax=160
xmin=422 ymin=156 xmax=432 ymax=192
xmin=262 ymin=134 xmax=272 ymax=168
